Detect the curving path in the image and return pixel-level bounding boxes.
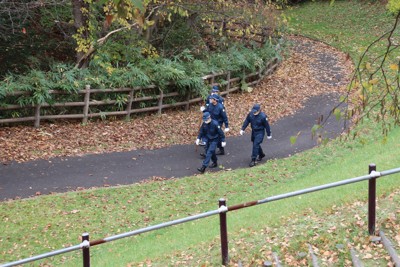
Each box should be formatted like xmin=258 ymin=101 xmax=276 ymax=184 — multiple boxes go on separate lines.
xmin=0 ymin=92 xmax=346 ymax=201
xmin=0 ymin=36 xmax=353 ymax=201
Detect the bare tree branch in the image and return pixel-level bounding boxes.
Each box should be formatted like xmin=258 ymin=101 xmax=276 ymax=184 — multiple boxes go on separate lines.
xmin=321 ymin=12 xmax=400 ymax=136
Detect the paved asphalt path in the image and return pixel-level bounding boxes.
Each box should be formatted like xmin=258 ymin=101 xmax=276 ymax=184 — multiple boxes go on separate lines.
xmin=0 ymin=93 xmax=346 ymax=201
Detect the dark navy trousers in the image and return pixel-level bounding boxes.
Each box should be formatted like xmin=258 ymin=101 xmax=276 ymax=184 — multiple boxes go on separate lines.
xmin=202 ymin=139 xmax=218 ymax=167
xmin=251 ymin=130 xmax=265 ymax=160
xmin=217 ymin=122 xmax=224 ymax=149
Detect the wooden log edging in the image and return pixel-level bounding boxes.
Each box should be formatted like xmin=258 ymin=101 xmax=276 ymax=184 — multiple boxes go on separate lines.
xmin=0 ymin=57 xmax=280 ymax=127
xmin=379 ymin=230 xmax=400 ymax=266
xmin=350 ymin=247 xmax=364 ymax=267
xmin=272 ymin=252 xmax=282 ymax=267
xmin=308 ymin=244 xmax=319 ymax=267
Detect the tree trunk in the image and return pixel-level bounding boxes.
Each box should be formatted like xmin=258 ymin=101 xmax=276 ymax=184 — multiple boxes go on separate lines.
xmin=71 ymin=0 xmax=90 ymax=68
xmin=145 ymin=12 xmax=160 ymax=42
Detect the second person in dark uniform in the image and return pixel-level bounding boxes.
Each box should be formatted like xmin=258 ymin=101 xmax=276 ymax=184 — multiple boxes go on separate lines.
xmin=240 ymin=104 xmax=272 ymax=167
xmin=196 ymin=112 xmax=226 ymax=173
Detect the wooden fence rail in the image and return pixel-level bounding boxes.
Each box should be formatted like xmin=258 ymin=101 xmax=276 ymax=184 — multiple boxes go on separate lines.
xmin=0 ymin=58 xmax=279 ymax=127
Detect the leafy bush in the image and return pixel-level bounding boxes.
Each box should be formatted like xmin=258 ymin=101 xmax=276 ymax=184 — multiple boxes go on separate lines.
xmin=0 ymin=40 xmax=281 ymax=120
xmin=387 ymin=0 xmax=400 ymax=14
xmin=155 ymin=17 xmax=206 ymax=58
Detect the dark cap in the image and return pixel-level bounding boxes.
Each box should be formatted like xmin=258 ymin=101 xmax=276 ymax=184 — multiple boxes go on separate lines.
xmin=202 ymin=112 xmax=211 ymax=121
xmin=211 ymin=85 xmax=219 ymax=93
xmin=251 ymin=104 xmax=261 ymax=114
xmin=210 ymin=94 xmax=219 ymax=100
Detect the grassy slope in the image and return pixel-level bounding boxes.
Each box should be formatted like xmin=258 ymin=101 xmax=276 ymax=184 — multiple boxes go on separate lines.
xmin=1 ymin=1 xmax=400 ymax=266
xmin=284 ymin=0 xmax=393 ymax=61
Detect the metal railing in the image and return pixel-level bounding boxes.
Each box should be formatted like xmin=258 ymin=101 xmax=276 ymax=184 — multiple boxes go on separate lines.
xmin=1 ymin=163 xmax=400 ymax=267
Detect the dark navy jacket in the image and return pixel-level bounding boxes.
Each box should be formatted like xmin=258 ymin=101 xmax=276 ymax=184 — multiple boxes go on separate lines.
xmin=241 ymin=111 xmax=271 ymax=136
xmin=206 ymin=102 xmax=229 ymax=128
xmin=198 ymin=119 xmax=225 ymax=142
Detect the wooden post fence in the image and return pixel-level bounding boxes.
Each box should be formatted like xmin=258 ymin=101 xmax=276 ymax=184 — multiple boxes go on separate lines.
xmin=34 ymin=105 xmax=41 ymax=128
xmin=0 ymin=58 xmax=280 ymax=127
xmin=226 ymin=71 xmax=231 ymax=97
xmin=158 ymin=89 xmax=164 ymax=115
xmin=126 ymin=89 xmax=134 ymax=120
xmin=82 ymin=85 xmax=91 ymax=124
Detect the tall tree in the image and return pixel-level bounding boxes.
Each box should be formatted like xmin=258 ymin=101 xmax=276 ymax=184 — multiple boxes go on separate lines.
xmin=71 ymin=0 xmax=278 ymax=68
xmin=0 ymin=0 xmax=74 ymax=75
xmin=71 ymin=0 xmax=90 ymax=68
xmin=0 ymin=0 xmax=278 ymax=73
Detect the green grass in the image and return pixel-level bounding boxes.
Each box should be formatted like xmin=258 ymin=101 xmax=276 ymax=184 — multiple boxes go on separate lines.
xmin=1 ymin=123 xmax=400 ymax=266
xmin=284 ymin=0 xmax=394 ymax=61
xmin=2 ymin=1 xmax=400 ymax=266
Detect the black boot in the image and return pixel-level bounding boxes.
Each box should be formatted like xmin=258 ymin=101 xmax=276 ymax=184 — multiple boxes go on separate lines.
xmin=209 ymin=162 xmax=218 ymax=168
xmin=257 ymin=153 xmax=265 ymax=161
xmin=216 ymin=148 xmax=225 ymax=155
xmin=197 ymin=166 xmax=206 ymax=173
xmin=249 ymin=160 xmax=256 ymax=167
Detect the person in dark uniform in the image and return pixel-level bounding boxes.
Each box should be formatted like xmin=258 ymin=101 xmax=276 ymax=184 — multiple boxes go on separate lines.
xmin=207 ymin=85 xmax=224 ymax=107
xmin=200 ymin=85 xmax=224 ymax=112
xmin=240 ymin=104 xmax=272 ymax=167
xmin=196 ymin=112 xmax=226 ymax=173
xmin=199 ymin=85 xmax=224 ymax=150
xmin=206 ymin=94 xmax=229 ymax=155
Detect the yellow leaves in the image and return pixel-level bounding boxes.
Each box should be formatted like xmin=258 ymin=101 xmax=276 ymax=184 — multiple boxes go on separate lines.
xmin=72 ymin=32 xmax=91 ymax=53
xmin=167 ymin=5 xmax=189 ymax=17
xmin=141 ymin=45 xmax=159 ymax=59
xmin=80 ymin=7 xmax=89 ymax=14
xmin=103 ymin=5 xmax=111 ymax=13
xmin=387 ymin=0 xmax=400 ymax=14
xmin=146 ymin=20 xmax=155 ymax=27
xmin=106 ymin=66 xmax=114 ymax=75
xmin=389 ymin=63 xmax=399 ymax=71
xmin=368 ymin=78 xmax=379 ymax=85
xmin=361 ymin=81 xmax=374 ymax=93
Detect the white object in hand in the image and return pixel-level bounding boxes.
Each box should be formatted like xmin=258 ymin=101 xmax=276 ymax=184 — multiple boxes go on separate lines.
xmin=240 ymin=130 xmax=244 ymax=136
xmin=196 ymin=139 xmax=200 ymax=145
xmin=200 ymin=106 xmax=206 ymax=112
xmin=224 ymin=128 xmax=230 ymax=132
xmin=221 ymin=142 xmax=226 ymax=147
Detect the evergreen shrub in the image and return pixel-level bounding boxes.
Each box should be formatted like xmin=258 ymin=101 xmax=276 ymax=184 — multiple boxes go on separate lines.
xmin=0 ymin=40 xmax=281 ymax=120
